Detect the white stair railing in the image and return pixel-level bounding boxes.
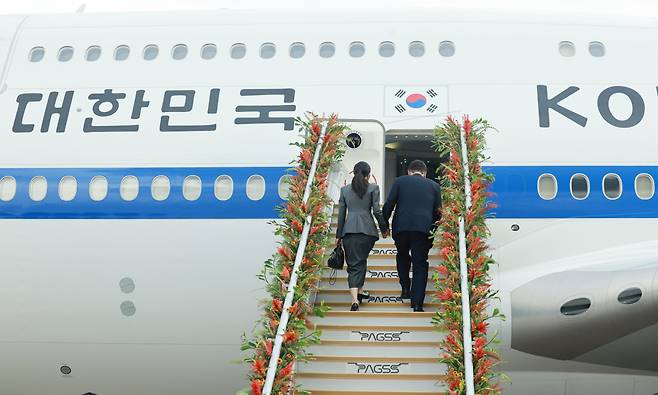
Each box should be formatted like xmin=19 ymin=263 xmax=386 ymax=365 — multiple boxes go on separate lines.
xmin=262 ymin=124 xmax=328 ymax=395
xmin=458 ymin=123 xmax=475 ymax=395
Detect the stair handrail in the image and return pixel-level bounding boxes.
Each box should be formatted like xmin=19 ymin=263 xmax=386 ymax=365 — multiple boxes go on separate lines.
xmin=458 ymin=121 xmax=476 ymax=395
xmin=262 ymin=123 xmax=328 ymax=395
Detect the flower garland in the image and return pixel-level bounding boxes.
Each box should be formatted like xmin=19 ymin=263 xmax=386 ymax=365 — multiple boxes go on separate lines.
xmin=241 ymin=114 xmax=346 ymax=395
xmin=432 ymin=116 xmax=506 ymax=395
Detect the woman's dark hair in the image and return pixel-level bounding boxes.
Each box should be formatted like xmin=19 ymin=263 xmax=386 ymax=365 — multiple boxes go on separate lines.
xmin=351 ymin=161 xmax=371 ymax=199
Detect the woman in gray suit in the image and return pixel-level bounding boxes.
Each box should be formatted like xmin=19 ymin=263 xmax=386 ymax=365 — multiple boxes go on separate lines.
xmin=336 ymin=161 xmax=390 ymax=311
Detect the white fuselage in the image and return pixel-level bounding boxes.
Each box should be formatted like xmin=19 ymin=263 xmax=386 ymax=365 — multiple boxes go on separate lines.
xmin=0 ymin=9 xmax=657 ymax=395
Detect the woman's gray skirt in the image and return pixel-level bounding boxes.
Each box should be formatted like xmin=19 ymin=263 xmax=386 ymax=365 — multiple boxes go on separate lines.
xmin=342 ymin=233 xmax=378 ymax=288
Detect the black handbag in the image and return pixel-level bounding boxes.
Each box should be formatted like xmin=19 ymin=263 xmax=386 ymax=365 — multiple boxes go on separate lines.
xmin=327 ymin=244 xmax=344 ymax=270
xmin=327 ymin=244 xmax=345 ymax=285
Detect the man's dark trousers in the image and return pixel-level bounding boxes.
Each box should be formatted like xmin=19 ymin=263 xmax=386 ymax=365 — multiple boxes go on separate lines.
xmin=395 ymin=231 xmax=431 ymax=307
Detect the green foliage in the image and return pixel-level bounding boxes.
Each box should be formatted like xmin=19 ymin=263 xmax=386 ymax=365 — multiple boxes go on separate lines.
xmin=241 ymin=114 xmax=346 ymax=395
xmin=432 ymin=116 xmax=506 ymax=395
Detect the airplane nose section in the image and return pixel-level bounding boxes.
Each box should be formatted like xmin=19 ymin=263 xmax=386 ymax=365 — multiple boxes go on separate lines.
xmin=511 ymin=267 xmax=658 ymax=362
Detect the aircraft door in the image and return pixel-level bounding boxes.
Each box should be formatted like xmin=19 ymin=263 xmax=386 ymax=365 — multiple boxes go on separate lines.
xmin=339 ymin=120 xmax=385 ymax=203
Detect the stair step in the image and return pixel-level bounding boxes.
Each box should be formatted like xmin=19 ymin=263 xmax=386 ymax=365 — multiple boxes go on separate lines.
xmin=323 ymin=302 xmax=439 ymax=312
xmin=316 ymin=289 xmax=435 ymax=303
xmin=322 ymin=268 xmax=440 ymax=279
xmin=308 ymin=341 xmax=440 ymax=359
xmin=316 ymin=325 xmax=443 ymax=342
xmin=301 ymin=391 xmax=442 ymax=395
xmin=299 ymin=359 xmax=445 ymax=375
xmin=310 ymin=311 xmax=435 ymax=326
xmin=298 ymin=376 xmax=445 ymax=392
xmin=320 ymin=277 xmax=437 ymax=290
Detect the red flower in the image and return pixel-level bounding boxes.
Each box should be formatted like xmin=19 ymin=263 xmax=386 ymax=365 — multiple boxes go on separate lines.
xmin=280 ymin=266 xmax=291 ymax=282
xmin=272 ymin=299 xmax=283 ymax=312
xmin=437 ymin=265 xmax=449 ymax=277
xmin=265 ymin=339 xmax=273 ymax=356
xmin=299 ymin=149 xmax=313 ymax=166
xmin=438 ymin=288 xmax=454 ymax=301
xmin=468 ymin=267 xmax=478 ymax=281
xmin=463 ymin=115 xmax=472 ymax=137
xmin=442 ymin=231 xmax=456 ymax=242
xmin=440 ymin=246 xmax=454 ymax=260
xmin=288 ymin=302 xmax=299 ymax=315
xmin=251 ymin=358 xmax=267 ymax=375
xmin=283 ymin=330 xmax=298 ymax=343
xmin=475 ymin=321 xmax=488 ymax=334
xmin=474 ymin=336 xmax=486 ymax=348
xmin=277 ymin=360 xmax=295 ymax=380
xmin=309 ymin=225 xmax=322 ymax=236
xmin=311 ymin=122 xmax=321 ymax=134
xmin=250 ymin=379 xmax=263 ymax=395
xmin=291 ymin=220 xmax=303 ymax=233
xmin=301 ymin=257 xmax=313 ymax=267
xmin=270 ymin=318 xmax=279 ymax=330
xmin=277 ymin=246 xmax=292 ymax=260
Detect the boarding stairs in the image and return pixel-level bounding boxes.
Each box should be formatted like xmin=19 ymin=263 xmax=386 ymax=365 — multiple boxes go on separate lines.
xmin=295 ymin=207 xmax=447 ymax=394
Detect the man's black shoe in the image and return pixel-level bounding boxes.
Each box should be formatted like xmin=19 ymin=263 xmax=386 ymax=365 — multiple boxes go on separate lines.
xmin=400 ymin=289 xmax=410 ymax=299
xmin=413 ymin=305 xmax=424 ymax=312
xmin=357 ymin=291 xmax=370 ymax=304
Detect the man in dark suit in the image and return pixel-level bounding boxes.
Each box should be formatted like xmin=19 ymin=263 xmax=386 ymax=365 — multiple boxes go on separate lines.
xmin=383 ymin=160 xmax=442 ymax=312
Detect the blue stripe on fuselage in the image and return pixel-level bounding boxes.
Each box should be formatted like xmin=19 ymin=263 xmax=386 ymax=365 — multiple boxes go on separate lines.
xmin=0 ymin=167 xmax=289 ymax=219
xmin=0 ymin=166 xmax=656 ymax=219
xmin=485 ymin=166 xmax=658 ymax=218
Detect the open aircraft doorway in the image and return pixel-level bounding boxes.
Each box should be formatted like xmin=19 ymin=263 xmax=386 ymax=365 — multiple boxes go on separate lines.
xmin=384 ymin=129 xmax=445 ymax=197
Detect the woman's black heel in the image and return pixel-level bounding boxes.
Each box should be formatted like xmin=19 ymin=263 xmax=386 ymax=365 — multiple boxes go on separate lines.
xmin=350 ymin=303 xmax=359 ymax=311
xmin=357 ymin=291 xmax=370 ymax=304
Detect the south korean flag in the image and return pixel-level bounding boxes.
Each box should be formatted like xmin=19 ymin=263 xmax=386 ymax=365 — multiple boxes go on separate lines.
xmin=385 ymin=87 xmax=444 ymax=117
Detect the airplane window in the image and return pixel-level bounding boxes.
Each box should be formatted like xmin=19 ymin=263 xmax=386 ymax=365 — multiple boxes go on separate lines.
xmin=559 ymin=41 xmax=575 ymax=57
xmin=570 ymin=174 xmax=589 ymax=200
xmin=151 ymin=175 xmax=170 ymax=201
xmin=0 ymin=176 xmax=16 ymax=201
xmin=560 ymin=297 xmax=591 ymax=316
xmin=214 ymin=175 xmax=233 ymax=201
xmin=201 ymin=43 xmax=217 ymax=60
xmin=58 ymin=176 xmax=77 ymax=201
xmin=120 ymin=175 xmax=139 ymax=201
xmin=57 ymin=46 xmax=74 ymax=62
xmin=589 ymin=41 xmax=605 ymax=57
xmin=246 ymin=175 xmax=266 ymax=201
xmin=114 ymin=45 xmax=130 ymax=61
xmin=278 ymin=175 xmax=291 ymax=200
xmin=230 ymin=43 xmax=247 ymax=59
xmin=379 ymin=41 xmax=395 ymax=57
xmin=85 ymin=46 xmax=101 ymax=62
xmin=172 ymin=44 xmax=188 ymax=60
xmin=289 ymin=42 xmax=305 ymax=59
xmin=29 ymin=176 xmax=48 ymax=201
xmin=439 ymin=41 xmax=456 ymax=57
xmin=603 ymin=173 xmax=622 ymax=200
xmin=635 ymin=173 xmax=654 ymax=200
xmin=260 ymin=43 xmax=276 ymax=59
xmin=29 ymin=46 xmax=45 ymax=62
xmin=183 ymin=175 xmax=202 ymax=201
xmin=143 ymin=44 xmax=159 ymax=61
xmin=537 ymin=174 xmax=558 ymax=200
xmin=409 ymin=41 xmax=425 ymax=57
xmin=89 ymin=176 xmax=108 ymax=201
xmin=349 ymin=41 xmax=366 ymax=58
xmin=618 ymin=287 xmax=642 ymax=305
xmin=319 ymin=42 xmax=335 ymax=58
